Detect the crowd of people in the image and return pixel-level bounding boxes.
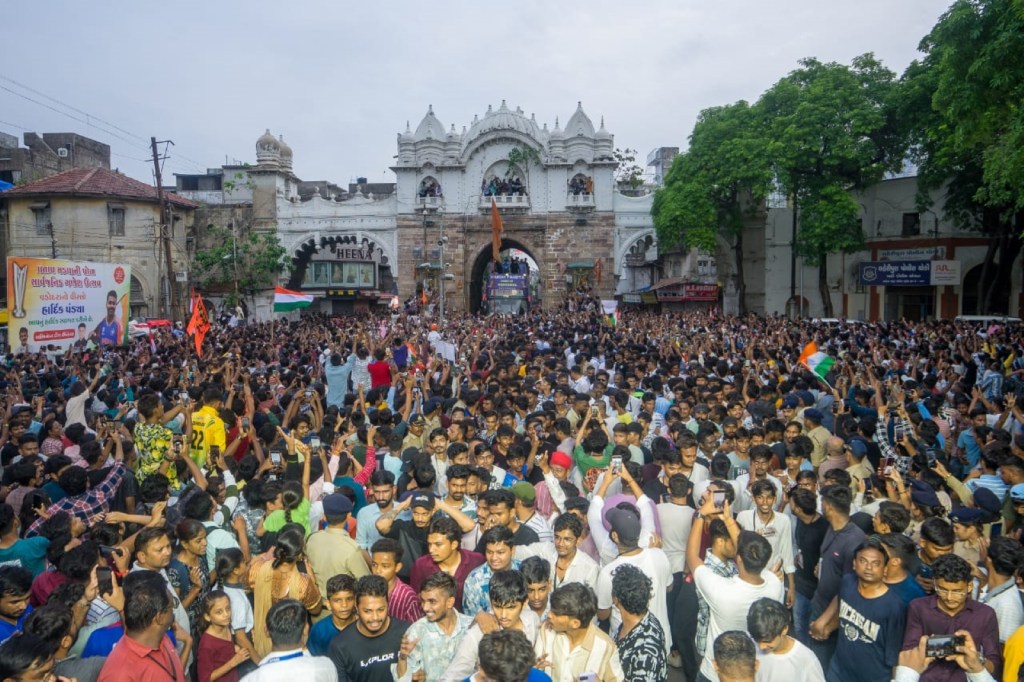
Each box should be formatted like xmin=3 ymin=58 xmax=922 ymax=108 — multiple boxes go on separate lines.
xmin=0 ymin=297 xmax=1022 ymax=682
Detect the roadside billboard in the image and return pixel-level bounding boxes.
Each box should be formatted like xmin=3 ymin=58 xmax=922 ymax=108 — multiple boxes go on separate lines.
xmin=6 ymin=257 xmax=130 ymax=352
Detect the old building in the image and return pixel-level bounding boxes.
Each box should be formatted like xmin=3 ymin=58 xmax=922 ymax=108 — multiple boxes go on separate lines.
xmin=742 ymin=174 xmax=1023 ymax=320
xmin=1 ymin=167 xmax=197 ymax=318
xmin=177 ymin=103 xmax=665 ymax=319
xmin=0 ymin=131 xmax=110 ymax=186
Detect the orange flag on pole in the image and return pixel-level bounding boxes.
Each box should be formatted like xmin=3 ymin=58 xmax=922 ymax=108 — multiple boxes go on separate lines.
xmin=185 ymin=290 xmax=211 ymax=356
xmin=491 ymin=198 xmax=503 ymax=261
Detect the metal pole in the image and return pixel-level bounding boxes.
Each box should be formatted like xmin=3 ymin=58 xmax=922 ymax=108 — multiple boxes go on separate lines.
xmin=439 ymin=222 xmax=446 ymax=327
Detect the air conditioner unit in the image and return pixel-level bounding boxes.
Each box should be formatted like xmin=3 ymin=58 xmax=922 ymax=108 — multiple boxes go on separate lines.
xmin=57 ymin=147 xmax=69 ymax=158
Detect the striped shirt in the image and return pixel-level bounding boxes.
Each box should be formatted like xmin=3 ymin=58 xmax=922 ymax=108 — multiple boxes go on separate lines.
xmin=389 ymin=579 xmax=424 ymax=623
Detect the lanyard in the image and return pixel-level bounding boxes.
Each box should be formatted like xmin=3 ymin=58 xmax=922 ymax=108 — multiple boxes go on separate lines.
xmin=263 ymin=651 xmax=304 ymax=665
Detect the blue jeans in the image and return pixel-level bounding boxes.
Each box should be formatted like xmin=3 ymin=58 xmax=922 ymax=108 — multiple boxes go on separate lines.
xmin=793 ymin=591 xmax=812 ymax=646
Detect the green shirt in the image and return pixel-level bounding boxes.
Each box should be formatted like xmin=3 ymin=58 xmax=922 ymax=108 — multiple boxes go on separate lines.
xmin=264 ymin=498 xmax=312 ymax=536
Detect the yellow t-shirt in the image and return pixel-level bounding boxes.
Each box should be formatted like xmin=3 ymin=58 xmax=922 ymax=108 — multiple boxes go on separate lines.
xmin=190 ymin=405 xmax=226 ymax=468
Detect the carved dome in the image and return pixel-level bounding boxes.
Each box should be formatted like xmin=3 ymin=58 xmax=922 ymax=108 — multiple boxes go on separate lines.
xmin=463 ymin=100 xmax=544 ymax=150
xmin=413 ymin=105 xmax=447 ymax=141
xmin=256 ymin=129 xmax=281 ymax=167
xmin=564 ymin=101 xmax=596 ymax=138
xmin=595 ymin=116 xmax=612 ymax=140
xmin=277 ymin=134 xmax=293 ymax=171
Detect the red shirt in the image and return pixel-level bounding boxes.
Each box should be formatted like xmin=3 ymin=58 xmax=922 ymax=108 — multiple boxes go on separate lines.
xmin=99 ymin=632 xmax=187 ymax=682
xmin=409 ymin=549 xmax=485 ymax=611
xmin=368 ymin=361 xmax=392 ymax=389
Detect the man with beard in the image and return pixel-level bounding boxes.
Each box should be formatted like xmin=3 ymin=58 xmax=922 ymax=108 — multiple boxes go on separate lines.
xmin=357 ymin=471 xmax=396 ymax=565
xmin=409 ymin=517 xmax=484 ymax=611
xmin=377 ymin=492 xmax=475 ymax=582
xmin=328 ymin=575 xmax=410 ymax=682
xmin=392 ymin=572 xmax=472 ymax=682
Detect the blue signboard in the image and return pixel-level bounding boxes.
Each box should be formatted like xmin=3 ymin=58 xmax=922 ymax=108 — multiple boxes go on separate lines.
xmin=858 ymin=260 xmax=932 ymax=286
xmin=488 ymin=274 xmax=527 ymax=298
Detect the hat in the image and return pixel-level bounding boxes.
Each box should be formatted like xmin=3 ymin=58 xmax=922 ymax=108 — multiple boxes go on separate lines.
xmin=804 ymin=408 xmax=824 ymax=423
xmin=797 ymin=390 xmax=816 ymax=407
xmin=949 ymin=508 xmax=985 ymax=526
xmin=848 ymin=439 xmax=868 ymax=459
xmin=400 ymin=447 xmax=422 ymax=472
xmin=909 ymin=479 xmax=940 ymax=508
xmin=549 ymin=451 xmax=572 ymax=469
xmin=410 ymin=492 xmax=435 ymax=510
xmin=605 ymin=508 xmax=641 ymax=544
xmin=322 ymin=493 xmax=354 ymax=516
xmin=973 ymin=487 xmax=1002 ymax=516
xmin=511 ymin=481 xmax=536 ymax=504
xmin=781 ymin=396 xmax=799 ymax=409
xmin=423 ymin=399 xmax=441 ymax=414
xmin=1010 ymin=483 xmax=1024 ymax=503
xmin=409 ymin=414 xmax=426 ymax=426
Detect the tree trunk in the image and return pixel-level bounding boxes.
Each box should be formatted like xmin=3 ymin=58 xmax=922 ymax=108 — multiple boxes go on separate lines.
xmin=985 ymin=230 xmax=1022 ymax=314
xmin=819 ymin=259 xmax=834 ymax=317
xmin=975 ymin=235 xmax=997 ymax=314
xmin=733 ymin=230 xmax=747 ymax=315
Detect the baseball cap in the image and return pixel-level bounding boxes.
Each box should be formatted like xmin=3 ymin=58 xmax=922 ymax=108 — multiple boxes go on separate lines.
xmin=804 ymin=408 xmax=824 ymax=423
xmin=605 ymin=508 xmax=641 ymax=544
xmin=781 ymin=396 xmax=799 ymax=409
xmin=1010 ymin=483 xmax=1024 ymax=503
xmin=848 ymin=439 xmax=868 ymax=458
xmin=973 ymin=488 xmax=1002 ymax=516
xmin=409 ymin=414 xmax=426 ymax=426
xmin=410 ymin=492 xmax=435 ymax=510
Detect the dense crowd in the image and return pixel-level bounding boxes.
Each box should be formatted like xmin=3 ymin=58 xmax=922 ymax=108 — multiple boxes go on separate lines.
xmin=0 ymin=297 xmax=1022 ymax=682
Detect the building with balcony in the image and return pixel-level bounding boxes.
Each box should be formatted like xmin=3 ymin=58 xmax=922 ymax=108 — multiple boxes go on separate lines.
xmin=175 ymin=102 xmax=685 ymax=317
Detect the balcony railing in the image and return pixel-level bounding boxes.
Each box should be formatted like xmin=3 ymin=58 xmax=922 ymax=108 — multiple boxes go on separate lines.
xmin=566 ymin=193 xmax=595 ymax=209
xmin=480 ymin=194 xmax=530 ymax=211
xmin=416 ymin=196 xmax=443 ymax=210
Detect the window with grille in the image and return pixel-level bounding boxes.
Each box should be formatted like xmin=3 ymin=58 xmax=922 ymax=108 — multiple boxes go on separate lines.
xmin=31 ymin=203 xmax=50 ymax=235
xmin=108 ymin=203 xmax=126 ymax=236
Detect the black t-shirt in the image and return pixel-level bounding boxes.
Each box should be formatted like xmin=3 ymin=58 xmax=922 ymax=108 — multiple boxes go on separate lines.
xmin=827 ymin=574 xmax=906 ymax=682
xmin=813 ymin=522 xmax=866 ymax=610
xmin=473 ymin=523 xmax=540 ymax=555
xmin=794 ymin=515 xmax=830 ymax=598
xmin=384 ymin=519 xmax=428 ymax=580
xmin=87 ymin=465 xmax=137 ymax=514
xmin=328 ymin=618 xmax=410 ymax=682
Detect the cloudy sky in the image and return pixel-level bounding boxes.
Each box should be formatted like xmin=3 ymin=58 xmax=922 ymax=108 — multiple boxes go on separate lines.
xmin=3 ymin=0 xmax=951 ymax=187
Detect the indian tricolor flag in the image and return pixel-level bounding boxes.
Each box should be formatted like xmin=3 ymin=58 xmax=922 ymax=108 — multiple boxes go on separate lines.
xmin=799 ymin=341 xmax=835 ymax=383
xmin=273 ymin=286 xmax=313 ymax=313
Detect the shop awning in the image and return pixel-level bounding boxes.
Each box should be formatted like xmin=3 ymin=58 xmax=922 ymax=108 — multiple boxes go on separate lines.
xmin=645 ymin=277 xmax=685 ymax=291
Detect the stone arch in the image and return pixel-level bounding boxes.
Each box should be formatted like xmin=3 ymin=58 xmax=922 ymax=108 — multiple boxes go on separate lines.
xmin=614 ymin=229 xmax=657 ymax=275
xmin=468 ymin=237 xmax=540 ymax=314
xmin=568 ymin=172 xmax=593 ymax=196
xmin=418 ymin=176 xmax=442 ymax=198
xmin=461 ymin=132 xmax=543 ymax=168
xmin=480 ymin=161 xmax=527 ymax=197
xmin=285 ymin=231 xmax=396 ymax=291
xmin=129 ymin=274 xmax=148 ymax=318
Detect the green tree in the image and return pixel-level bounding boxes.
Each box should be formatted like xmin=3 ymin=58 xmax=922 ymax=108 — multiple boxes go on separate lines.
xmin=760 ymin=54 xmax=904 ymax=316
xmin=652 ymin=101 xmax=772 ymax=313
xmin=898 ymin=0 xmax=1024 ymax=313
xmin=192 ymin=228 xmax=288 ymax=306
xmin=614 ymin=148 xmax=646 ymax=192
xmin=507 ymin=146 xmax=542 ymax=190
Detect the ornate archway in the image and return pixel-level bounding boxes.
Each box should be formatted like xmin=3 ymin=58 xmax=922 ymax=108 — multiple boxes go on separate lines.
xmin=468 ymin=238 xmax=540 ymax=314
xmin=286 ymin=233 xmax=395 ymax=294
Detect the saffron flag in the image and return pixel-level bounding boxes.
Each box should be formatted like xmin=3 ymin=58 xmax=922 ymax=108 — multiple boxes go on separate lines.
xmin=273 ymin=286 xmax=313 ymax=312
xmin=185 ymin=291 xmax=211 ymax=357
xmin=799 ymin=341 xmax=835 ymax=383
xmin=491 ymin=198 xmax=503 ymax=262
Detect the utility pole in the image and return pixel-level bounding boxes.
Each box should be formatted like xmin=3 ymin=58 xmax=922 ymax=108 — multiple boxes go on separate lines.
xmin=151 ymin=137 xmax=176 ymax=319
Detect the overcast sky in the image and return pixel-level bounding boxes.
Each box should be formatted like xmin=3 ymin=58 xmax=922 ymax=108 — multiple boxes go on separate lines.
xmin=3 ymin=0 xmax=951 ymax=187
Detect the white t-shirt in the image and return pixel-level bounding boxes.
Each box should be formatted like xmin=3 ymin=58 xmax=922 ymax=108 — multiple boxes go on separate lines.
xmin=755 ymin=638 xmax=825 ymax=682
xmin=595 ymin=548 xmax=672 ymax=656
xmin=655 ymin=502 xmax=695 ymax=574
xmin=736 ymin=509 xmax=795 ymax=575
xmin=693 ymin=564 xmax=784 ymax=681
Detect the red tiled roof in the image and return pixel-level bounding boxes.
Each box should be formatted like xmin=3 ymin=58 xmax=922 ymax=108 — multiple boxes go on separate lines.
xmin=1 ymin=167 xmax=198 ymax=208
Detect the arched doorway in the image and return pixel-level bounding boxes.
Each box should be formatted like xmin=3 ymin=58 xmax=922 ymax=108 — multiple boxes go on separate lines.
xmin=468 ymin=239 xmax=540 ymax=314
xmin=961 ymin=263 xmax=1010 ymax=315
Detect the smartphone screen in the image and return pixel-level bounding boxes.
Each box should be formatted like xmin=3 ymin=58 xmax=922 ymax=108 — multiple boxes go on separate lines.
xmin=310 ymin=437 xmax=321 ymax=450
xmin=610 ymin=456 xmax=622 ymax=475
xmin=713 ymin=490 xmax=726 ymax=510
xmin=96 ymin=567 xmax=113 ymax=596
xmin=270 ymin=450 xmax=282 ymax=465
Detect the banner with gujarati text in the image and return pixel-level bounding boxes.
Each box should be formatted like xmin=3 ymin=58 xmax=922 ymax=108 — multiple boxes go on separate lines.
xmin=6 ymin=257 xmax=130 ymax=352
